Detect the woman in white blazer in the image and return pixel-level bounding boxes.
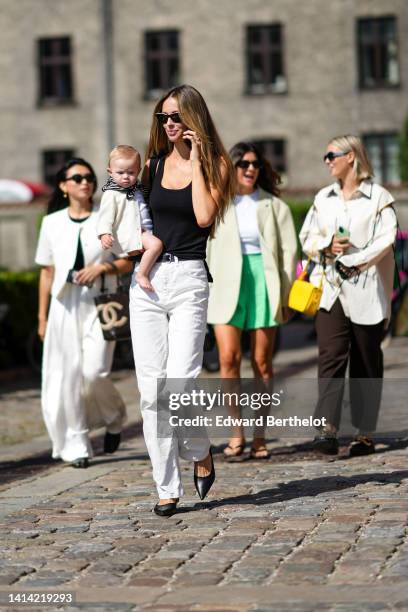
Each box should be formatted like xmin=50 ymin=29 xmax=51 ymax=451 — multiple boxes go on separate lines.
xmin=207 ymin=142 xmax=297 ymax=459
xmin=35 ymin=158 xmax=132 ymax=467
xmin=299 ymin=135 xmax=397 ymax=457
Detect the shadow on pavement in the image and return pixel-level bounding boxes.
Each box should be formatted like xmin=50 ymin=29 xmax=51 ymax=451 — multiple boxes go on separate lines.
xmin=2 ymin=429 xmax=407 ymax=491
xmin=188 ymin=468 xmax=408 ymax=513
xmin=0 ymin=420 xmax=146 ymax=488
xmin=212 ymin=435 xmax=408 ymax=464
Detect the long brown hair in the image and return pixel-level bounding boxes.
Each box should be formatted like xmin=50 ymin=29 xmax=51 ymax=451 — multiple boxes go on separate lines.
xmin=146 ymin=84 xmax=235 ymax=229
xmin=229 ymin=142 xmax=281 ymax=197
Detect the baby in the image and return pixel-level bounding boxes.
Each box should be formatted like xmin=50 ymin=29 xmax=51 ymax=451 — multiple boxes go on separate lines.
xmin=97 ymin=145 xmax=162 ymax=291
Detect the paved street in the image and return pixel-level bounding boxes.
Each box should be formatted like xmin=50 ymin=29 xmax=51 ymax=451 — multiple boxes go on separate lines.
xmin=0 ymin=325 xmax=407 ymax=611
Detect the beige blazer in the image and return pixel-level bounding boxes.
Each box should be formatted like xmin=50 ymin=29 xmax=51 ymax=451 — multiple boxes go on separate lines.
xmin=207 ymin=189 xmax=298 ymax=325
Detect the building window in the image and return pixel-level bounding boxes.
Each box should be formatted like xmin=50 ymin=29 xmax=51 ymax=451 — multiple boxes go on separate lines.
xmin=357 ymin=17 xmax=399 ymax=88
xmin=42 ymin=150 xmax=75 ymax=186
xmin=363 ymin=134 xmax=400 ymax=184
xmin=38 ymin=37 xmax=73 ymax=105
xmin=144 ymin=30 xmax=179 ymax=99
xmin=246 ymin=24 xmax=287 ymax=94
xmin=252 ymin=139 xmax=287 ymax=175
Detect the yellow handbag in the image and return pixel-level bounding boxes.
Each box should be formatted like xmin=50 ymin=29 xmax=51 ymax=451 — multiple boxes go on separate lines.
xmin=288 ymin=256 xmax=325 ymax=316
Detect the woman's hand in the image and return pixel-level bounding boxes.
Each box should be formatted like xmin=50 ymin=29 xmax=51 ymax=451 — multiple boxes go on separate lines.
xmin=38 ymin=318 xmax=47 ymax=341
xmin=75 ymin=263 xmax=105 ymax=286
xmin=183 ymin=130 xmax=202 ymax=162
xmin=330 ymin=235 xmax=350 ymax=256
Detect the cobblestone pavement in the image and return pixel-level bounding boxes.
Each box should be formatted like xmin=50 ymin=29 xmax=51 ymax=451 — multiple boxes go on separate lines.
xmin=1 ymin=440 xmax=408 ymax=611
xmin=0 ymin=330 xmax=407 ymax=611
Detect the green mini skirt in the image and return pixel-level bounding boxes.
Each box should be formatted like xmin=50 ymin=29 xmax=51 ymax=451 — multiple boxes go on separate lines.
xmin=228 ymin=253 xmax=278 ymax=330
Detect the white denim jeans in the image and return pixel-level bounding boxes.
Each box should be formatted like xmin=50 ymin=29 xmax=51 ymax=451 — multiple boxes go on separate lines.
xmin=129 ymin=259 xmax=210 ymax=499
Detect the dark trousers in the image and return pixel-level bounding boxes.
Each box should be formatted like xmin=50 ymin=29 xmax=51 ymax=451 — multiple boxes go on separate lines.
xmin=315 ymin=299 xmax=384 ymax=433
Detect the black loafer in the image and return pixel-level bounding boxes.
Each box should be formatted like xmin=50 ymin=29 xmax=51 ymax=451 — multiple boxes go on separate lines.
xmin=349 ymin=436 xmax=375 ymax=457
xmin=104 ymin=432 xmax=121 ymax=454
xmin=71 ymin=457 xmax=89 ymax=468
xmin=153 ymin=502 xmax=178 ymax=517
xmin=312 ymin=434 xmax=339 ymax=455
xmin=194 ymin=448 xmax=215 ymax=500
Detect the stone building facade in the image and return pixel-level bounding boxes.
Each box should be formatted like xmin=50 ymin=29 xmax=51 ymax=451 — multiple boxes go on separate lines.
xmin=1 ymin=0 xmax=407 ymax=192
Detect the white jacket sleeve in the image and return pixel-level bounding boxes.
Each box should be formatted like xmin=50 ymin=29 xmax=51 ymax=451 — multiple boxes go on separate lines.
xmin=339 ymin=203 xmax=397 ymax=270
xmin=35 ymin=216 xmax=54 ymax=266
xmin=299 ymin=202 xmax=333 ymax=261
xmin=97 ymin=191 xmax=117 ymax=237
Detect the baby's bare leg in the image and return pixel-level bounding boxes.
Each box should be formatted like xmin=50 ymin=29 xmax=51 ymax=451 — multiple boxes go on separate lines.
xmin=135 ymin=233 xmax=163 ymax=291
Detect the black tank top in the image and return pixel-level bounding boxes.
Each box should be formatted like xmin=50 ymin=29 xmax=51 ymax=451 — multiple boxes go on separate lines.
xmin=69 ymin=215 xmax=89 ymax=270
xmin=149 ymin=157 xmax=210 ymax=260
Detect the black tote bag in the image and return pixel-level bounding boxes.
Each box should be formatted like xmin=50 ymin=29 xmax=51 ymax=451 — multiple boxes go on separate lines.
xmin=94 ymin=275 xmax=131 ymax=341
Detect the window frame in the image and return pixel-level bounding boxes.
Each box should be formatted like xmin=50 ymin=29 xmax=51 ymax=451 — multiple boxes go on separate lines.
xmin=357 ymin=15 xmax=400 ymax=90
xmin=251 ymin=138 xmax=287 ymax=176
xmin=37 ymin=36 xmax=75 ymax=107
xmin=362 ymin=132 xmax=400 ymax=185
xmin=245 ymin=23 xmax=287 ymax=96
xmin=144 ymin=29 xmax=180 ymax=100
xmin=42 ymin=149 xmax=75 ymax=186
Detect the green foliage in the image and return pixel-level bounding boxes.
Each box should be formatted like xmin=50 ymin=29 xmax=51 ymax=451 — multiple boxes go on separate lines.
xmin=399 ymin=113 xmax=408 ymax=182
xmin=0 ymin=270 xmax=39 ymax=369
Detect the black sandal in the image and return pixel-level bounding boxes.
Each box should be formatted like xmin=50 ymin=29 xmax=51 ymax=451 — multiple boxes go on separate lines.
xmin=249 ymin=446 xmax=270 ymax=460
xmin=223 ymin=441 xmax=245 ymax=457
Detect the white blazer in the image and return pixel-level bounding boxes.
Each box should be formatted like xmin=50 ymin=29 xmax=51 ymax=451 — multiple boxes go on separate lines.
xmin=35 ymin=207 xmax=117 ymax=300
xmin=97 ymin=189 xmax=152 ymax=255
xmin=299 ymin=180 xmax=397 ymax=324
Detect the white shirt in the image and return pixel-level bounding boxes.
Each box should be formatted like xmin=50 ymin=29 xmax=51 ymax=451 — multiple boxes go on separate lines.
xmin=299 ymin=180 xmax=397 ymax=324
xmin=234 ymin=191 xmax=261 ymax=254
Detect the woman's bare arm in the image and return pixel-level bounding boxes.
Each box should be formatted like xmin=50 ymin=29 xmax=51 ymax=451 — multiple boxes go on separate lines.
xmin=184 ymin=130 xmax=226 ymax=228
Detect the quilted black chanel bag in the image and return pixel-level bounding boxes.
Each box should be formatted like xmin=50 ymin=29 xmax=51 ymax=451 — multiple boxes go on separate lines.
xmin=94 ymin=275 xmax=131 ymax=341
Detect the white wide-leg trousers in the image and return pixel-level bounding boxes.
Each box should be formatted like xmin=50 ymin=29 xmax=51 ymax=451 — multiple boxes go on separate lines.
xmin=130 ymin=260 xmax=210 ymax=499
xmin=42 ymin=285 xmax=126 ymax=462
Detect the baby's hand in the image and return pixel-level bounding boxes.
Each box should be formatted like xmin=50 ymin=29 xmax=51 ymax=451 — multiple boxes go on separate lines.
xmin=100 ymin=234 xmax=114 ymax=249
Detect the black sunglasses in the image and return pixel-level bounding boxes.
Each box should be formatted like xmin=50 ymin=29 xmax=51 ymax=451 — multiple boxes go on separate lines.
xmin=155 ymin=112 xmax=182 ymax=125
xmin=65 ymin=173 xmax=96 ymax=184
xmin=323 ymin=151 xmax=348 ymax=162
xmin=236 ymin=160 xmax=262 ymax=170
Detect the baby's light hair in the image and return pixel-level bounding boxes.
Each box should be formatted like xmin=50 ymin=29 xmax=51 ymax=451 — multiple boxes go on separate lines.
xmin=109 ymin=144 xmax=140 ymax=165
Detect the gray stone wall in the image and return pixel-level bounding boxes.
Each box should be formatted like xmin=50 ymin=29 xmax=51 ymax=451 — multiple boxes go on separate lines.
xmin=0 ymin=0 xmax=407 ymax=191
xmin=0 ymin=0 xmax=109 ymax=184
xmin=0 ymin=203 xmax=45 ymax=270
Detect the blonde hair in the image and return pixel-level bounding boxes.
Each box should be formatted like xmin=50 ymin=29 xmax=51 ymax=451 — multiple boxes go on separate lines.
xmin=146 ymin=84 xmax=235 ymax=232
xmin=109 ymin=145 xmax=140 ymax=166
xmin=329 ymin=134 xmax=374 ymax=181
